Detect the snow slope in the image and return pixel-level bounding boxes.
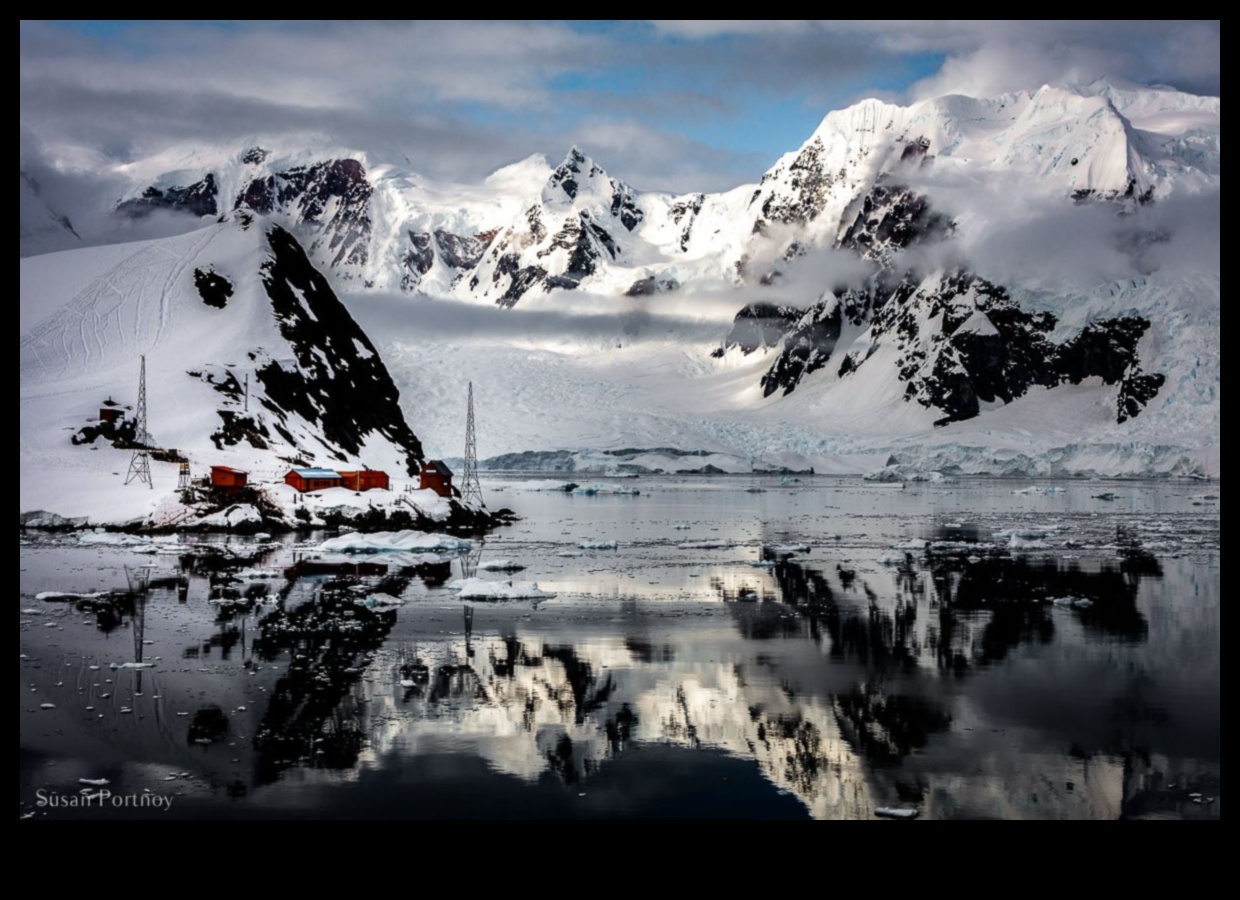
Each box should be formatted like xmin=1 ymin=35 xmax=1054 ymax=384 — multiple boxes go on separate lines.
xmin=19 ymin=219 xmax=427 ymax=524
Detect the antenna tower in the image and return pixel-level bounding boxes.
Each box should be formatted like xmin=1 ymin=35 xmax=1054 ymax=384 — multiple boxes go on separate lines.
xmin=125 ymin=355 xmax=153 ymax=489
xmin=462 ymin=381 xmax=484 ymax=507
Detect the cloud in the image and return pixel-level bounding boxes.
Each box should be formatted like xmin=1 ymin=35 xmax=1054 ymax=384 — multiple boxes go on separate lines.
xmin=653 ymin=21 xmax=1220 ymax=100
xmin=346 ymin=286 xmax=740 ymax=348
xmin=19 ymin=20 xmax=1220 ymax=214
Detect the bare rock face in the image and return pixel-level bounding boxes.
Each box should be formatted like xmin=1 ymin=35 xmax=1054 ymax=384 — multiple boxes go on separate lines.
xmin=236 ymin=158 xmax=373 ymax=270
xmin=750 ymin=268 xmax=1163 ymax=426
xmin=244 ymin=226 xmax=425 ymax=475
xmin=116 ymin=174 xmax=218 ymax=219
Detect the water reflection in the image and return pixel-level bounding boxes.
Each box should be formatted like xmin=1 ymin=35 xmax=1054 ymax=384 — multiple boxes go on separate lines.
xmin=18 ymin=505 xmax=1219 ymax=820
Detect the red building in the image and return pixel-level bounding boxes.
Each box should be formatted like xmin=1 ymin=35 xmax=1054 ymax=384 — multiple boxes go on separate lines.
xmin=99 ymin=407 xmax=124 ymax=424
xmin=419 ymin=460 xmax=454 ymax=498
xmin=210 ymin=466 xmax=249 ymax=490
xmin=338 ymin=469 xmax=390 ymax=491
xmin=284 ymin=467 xmax=344 ymax=492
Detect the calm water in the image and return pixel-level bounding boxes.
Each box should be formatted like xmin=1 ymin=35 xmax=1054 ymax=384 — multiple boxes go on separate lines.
xmin=19 ymin=476 xmax=1220 ymax=819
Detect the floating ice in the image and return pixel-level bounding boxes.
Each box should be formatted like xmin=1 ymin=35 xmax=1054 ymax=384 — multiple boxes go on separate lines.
xmin=317 ymin=531 xmax=471 ymax=554
xmin=574 ymin=483 xmax=640 ymax=496
xmin=448 ymin=578 xmax=556 ymax=600
xmin=579 ymin=539 xmax=618 ymax=550
xmin=35 ymin=590 xmax=111 ymax=601
xmin=77 ymin=532 xmax=154 ymax=548
xmin=503 ymin=481 xmax=578 ymax=492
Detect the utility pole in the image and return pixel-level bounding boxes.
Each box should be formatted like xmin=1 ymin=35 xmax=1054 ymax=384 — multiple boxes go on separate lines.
xmin=462 ymin=381 xmax=484 ymax=507
xmin=125 ymin=355 xmax=153 ymax=489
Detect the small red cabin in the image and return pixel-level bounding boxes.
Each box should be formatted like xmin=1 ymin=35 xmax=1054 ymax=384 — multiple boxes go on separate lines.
xmin=419 ymin=460 xmax=454 ymax=498
xmin=210 ymin=466 xmax=249 ymax=489
xmin=99 ymin=407 xmax=124 ymax=424
xmin=284 ymin=467 xmax=344 ymax=493
xmin=338 ymin=469 xmax=390 ymax=491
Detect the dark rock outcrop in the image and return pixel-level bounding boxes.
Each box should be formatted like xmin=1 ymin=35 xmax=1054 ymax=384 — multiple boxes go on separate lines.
xmin=252 ymin=226 xmax=424 ymax=474
xmin=117 ymin=174 xmax=218 ymax=219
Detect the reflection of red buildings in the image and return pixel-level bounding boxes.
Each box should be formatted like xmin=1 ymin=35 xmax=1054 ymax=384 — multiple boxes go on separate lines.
xmin=284 ymin=468 xmax=344 ymax=492
xmin=339 ymin=469 xmax=390 ymax=491
xmin=210 ymin=466 xmax=249 ymax=491
xmin=419 ymin=460 xmax=454 ymax=498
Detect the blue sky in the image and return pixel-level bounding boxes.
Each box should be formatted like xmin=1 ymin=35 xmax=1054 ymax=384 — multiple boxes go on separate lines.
xmin=21 ymin=20 xmax=1220 ymax=192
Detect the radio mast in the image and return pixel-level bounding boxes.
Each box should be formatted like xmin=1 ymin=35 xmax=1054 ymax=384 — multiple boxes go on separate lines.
xmin=124 ymin=355 xmax=153 ymax=489
xmin=462 ymin=382 xmax=484 ymax=507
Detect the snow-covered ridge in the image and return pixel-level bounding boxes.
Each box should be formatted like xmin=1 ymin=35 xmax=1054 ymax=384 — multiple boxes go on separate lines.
xmin=23 ymin=80 xmax=1216 ymax=299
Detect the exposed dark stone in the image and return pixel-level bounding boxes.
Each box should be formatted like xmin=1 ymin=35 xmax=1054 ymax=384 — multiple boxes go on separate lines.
xmin=718 ymin=302 xmax=801 ymax=356
xmin=838 ymin=182 xmax=952 ymax=260
xmin=668 ymin=193 xmax=704 ymax=251
xmin=257 ymin=226 xmax=424 ymax=475
xmin=434 ymin=229 xmax=490 ymax=269
xmin=211 ymin=410 xmax=270 ymax=450
xmin=242 ymin=147 xmax=269 ymax=165
xmin=117 ymin=173 xmax=218 ymax=219
xmin=401 ymin=231 xmax=434 ymax=289
xmin=759 ymin=137 xmax=833 ymax=225
xmin=624 ymin=275 xmax=680 ymax=297
xmin=547 ymin=147 xmax=593 ymax=201
xmin=609 ymin=180 xmax=644 ymax=231
xmin=72 ymin=412 xmax=137 ymax=448
xmin=735 ymin=267 xmax=1165 ymax=426
xmin=1055 ymin=317 xmax=1149 ymax=385
xmin=586 ymin=219 xmax=619 ymax=259
xmin=1117 ymin=368 xmax=1166 ymax=423
xmin=235 ymin=159 xmax=372 ymax=268
xmin=525 ymin=206 xmax=547 ymax=243
xmin=519 ymin=213 xmax=608 ymax=296
xmin=193 ymin=267 xmax=234 ymax=309
xmin=761 ymin=302 xmax=843 ymax=397
xmin=497 ymin=265 xmax=547 ymax=308
xmin=494 ymin=252 xmax=520 ymax=284
xmin=1072 ymin=177 xmax=1155 ymax=208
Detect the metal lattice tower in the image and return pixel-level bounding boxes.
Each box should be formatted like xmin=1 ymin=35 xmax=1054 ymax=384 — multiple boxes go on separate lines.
xmin=125 ymin=355 xmax=153 ymax=489
xmin=462 ymin=381 xmax=484 ymax=507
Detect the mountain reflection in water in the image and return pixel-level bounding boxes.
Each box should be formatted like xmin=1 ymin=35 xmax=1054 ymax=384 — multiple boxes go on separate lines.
xmin=19 ymin=480 xmax=1220 ymax=819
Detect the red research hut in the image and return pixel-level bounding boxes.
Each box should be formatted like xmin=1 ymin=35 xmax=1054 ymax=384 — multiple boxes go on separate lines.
xmin=284 ymin=467 xmax=344 ymax=492
xmin=419 ymin=460 xmax=454 ymax=498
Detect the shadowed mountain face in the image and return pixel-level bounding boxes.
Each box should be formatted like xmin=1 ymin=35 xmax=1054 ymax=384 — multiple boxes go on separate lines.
xmin=726 ymin=222 xmax=1164 ymax=425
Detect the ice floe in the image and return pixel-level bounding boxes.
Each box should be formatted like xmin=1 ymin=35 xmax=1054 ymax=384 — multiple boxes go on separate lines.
xmin=448 ymin=578 xmax=556 ymax=600
xmin=316 ymin=531 xmax=471 ymax=554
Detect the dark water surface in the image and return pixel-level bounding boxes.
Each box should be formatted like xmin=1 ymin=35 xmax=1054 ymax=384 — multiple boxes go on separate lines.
xmin=19 ymin=476 xmax=1220 ymax=819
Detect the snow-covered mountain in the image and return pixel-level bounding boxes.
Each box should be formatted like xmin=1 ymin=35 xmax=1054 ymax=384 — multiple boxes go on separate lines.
xmin=19 ymin=79 xmax=1221 ymax=487
xmin=19 ymin=218 xmax=429 ymax=524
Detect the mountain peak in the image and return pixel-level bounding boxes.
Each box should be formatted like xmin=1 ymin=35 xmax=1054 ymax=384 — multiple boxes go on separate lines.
xmin=545 ymin=146 xmax=609 ymax=204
